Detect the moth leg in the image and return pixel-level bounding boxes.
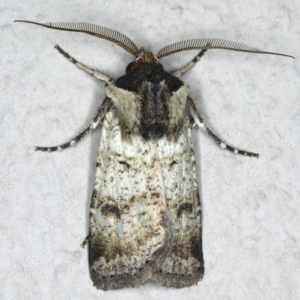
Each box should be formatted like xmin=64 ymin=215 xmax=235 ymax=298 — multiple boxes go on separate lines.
xmin=172 ymin=49 xmax=207 ymax=77
xmin=55 ymin=45 xmax=113 ymax=83
xmin=36 ymin=98 xmax=112 ymax=152
xmin=188 ymin=97 xmax=259 ymax=158
xmin=81 ymin=235 xmax=89 ymax=248
xmin=35 ymin=114 xmax=100 ymax=152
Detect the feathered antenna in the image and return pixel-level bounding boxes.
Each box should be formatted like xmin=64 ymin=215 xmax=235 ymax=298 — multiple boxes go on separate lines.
xmin=157 ymin=38 xmax=294 ymax=59
xmin=14 ymin=20 xmax=139 ymax=56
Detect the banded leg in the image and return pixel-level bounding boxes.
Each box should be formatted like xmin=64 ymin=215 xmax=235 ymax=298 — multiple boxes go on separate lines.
xmin=55 ymin=45 xmax=113 ymax=83
xmin=36 ymin=98 xmax=112 ymax=152
xmin=172 ymin=49 xmax=207 ymax=77
xmin=188 ymin=98 xmax=259 ymax=158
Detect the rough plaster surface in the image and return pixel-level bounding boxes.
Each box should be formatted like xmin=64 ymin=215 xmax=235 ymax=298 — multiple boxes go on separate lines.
xmin=1 ymin=1 xmax=300 ymax=299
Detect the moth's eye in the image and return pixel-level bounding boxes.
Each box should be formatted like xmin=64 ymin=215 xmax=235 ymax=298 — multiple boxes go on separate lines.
xmin=126 ymin=62 xmax=136 ymax=73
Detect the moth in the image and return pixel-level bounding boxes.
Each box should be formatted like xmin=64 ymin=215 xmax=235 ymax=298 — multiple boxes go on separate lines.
xmin=15 ymin=20 xmax=294 ymax=290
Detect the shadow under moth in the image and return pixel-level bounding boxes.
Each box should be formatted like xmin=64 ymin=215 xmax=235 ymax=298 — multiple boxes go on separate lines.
xmin=15 ymin=20 xmax=294 ymax=290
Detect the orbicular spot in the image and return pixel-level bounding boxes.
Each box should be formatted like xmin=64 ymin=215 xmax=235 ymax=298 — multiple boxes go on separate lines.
xmin=101 ymin=204 xmax=121 ymax=219
xmin=177 ymin=202 xmax=193 ymax=218
xmin=170 ymin=160 xmax=177 ymax=166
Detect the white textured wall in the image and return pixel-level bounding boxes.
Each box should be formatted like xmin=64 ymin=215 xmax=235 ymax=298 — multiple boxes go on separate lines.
xmin=1 ymin=1 xmax=300 ymax=299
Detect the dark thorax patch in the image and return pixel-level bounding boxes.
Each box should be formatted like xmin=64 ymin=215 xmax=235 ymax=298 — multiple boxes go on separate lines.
xmin=116 ymin=63 xmax=183 ymax=92
xmin=114 ymin=63 xmax=189 ymax=140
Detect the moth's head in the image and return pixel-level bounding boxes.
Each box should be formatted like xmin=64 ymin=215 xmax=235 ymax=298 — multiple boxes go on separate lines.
xmin=125 ymin=47 xmax=163 ymax=73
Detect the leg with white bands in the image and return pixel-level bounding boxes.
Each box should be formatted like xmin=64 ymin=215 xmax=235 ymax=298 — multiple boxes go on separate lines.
xmin=172 ymin=49 xmax=207 ymax=78
xmin=55 ymin=45 xmax=113 ymax=84
xmin=35 ymin=113 xmax=101 ymax=152
xmin=205 ymin=127 xmax=259 ymax=158
xmin=36 ymin=98 xmax=112 ymax=152
xmin=188 ymin=98 xmax=259 ymax=158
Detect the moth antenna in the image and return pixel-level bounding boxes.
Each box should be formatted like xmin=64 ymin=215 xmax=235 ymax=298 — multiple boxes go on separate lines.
xmin=14 ymin=20 xmax=139 ymax=56
xmin=157 ymin=38 xmax=294 ymax=59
